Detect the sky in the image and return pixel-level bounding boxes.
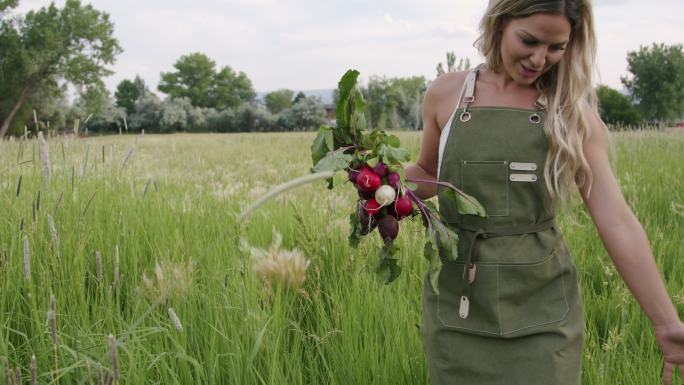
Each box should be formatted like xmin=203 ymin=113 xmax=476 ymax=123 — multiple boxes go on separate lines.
xmin=12 ymin=0 xmax=684 ymax=95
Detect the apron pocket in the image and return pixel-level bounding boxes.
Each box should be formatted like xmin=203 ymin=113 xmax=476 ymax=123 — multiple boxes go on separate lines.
xmin=497 ymin=248 xmax=570 ymax=336
xmin=434 ymin=249 xmax=570 ymax=337
xmin=460 ymin=160 xmax=509 ymax=217
xmin=436 ymin=261 xmax=501 ymax=335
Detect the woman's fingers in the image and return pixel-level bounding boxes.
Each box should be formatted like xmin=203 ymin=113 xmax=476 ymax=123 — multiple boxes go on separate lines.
xmin=663 ymin=361 xmax=672 ymax=385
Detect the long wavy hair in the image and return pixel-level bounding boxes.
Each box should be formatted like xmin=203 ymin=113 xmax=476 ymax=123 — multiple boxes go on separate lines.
xmin=475 ymin=0 xmax=608 ymax=209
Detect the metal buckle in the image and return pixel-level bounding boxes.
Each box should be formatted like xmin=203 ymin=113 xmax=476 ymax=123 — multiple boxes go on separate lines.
xmin=463 ymin=96 xmax=475 ymax=103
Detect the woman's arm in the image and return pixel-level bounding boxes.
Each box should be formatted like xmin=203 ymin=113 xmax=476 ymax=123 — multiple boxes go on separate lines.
xmin=579 ymin=105 xmax=684 ymax=384
xmin=578 ymin=106 xmax=680 ymax=328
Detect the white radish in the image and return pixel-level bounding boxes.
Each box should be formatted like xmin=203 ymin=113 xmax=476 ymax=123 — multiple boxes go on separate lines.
xmin=374 ymin=185 xmax=396 ymax=206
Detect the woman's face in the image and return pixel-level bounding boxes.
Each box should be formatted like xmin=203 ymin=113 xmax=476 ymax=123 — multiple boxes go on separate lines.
xmin=499 ymin=13 xmax=572 ymax=85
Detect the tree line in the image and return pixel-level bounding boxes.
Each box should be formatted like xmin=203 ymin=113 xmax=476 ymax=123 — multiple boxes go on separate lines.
xmin=1 ymin=0 xmax=682 ymax=138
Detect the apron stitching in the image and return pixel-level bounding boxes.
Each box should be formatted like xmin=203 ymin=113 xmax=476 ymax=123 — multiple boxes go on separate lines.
xmin=497 ymin=264 xmax=502 ymax=335
xmin=497 ymin=251 xmax=572 ymax=335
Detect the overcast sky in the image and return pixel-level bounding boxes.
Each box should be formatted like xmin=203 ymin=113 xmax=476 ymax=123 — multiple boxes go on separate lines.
xmin=13 ymin=0 xmax=684 ymax=95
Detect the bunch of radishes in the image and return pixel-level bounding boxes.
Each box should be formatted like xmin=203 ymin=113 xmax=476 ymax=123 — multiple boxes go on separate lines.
xmin=348 ymin=161 xmax=415 ymax=243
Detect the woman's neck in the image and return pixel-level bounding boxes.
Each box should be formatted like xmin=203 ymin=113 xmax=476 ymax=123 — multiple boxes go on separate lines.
xmin=481 ymin=67 xmax=536 ymax=93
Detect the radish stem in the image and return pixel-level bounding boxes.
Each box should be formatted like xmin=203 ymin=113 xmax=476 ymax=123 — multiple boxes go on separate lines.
xmin=239 ymin=171 xmax=335 ymax=222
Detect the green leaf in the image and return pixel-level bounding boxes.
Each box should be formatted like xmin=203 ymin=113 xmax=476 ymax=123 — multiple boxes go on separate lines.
xmin=432 ymin=218 xmax=459 ymax=261
xmin=443 ymin=188 xmax=487 ymax=217
xmin=311 ymin=152 xmax=353 ymax=174
xmin=365 ymin=157 xmax=379 ymax=168
xmin=348 ymin=211 xmax=362 ymax=248
xmin=375 ymin=241 xmax=401 ymax=284
xmin=336 ymin=70 xmax=360 ymax=129
xmin=350 ymin=89 xmax=367 ymax=133
xmin=386 ymin=135 xmax=401 ymax=147
xmin=423 ymin=234 xmax=442 ymax=295
xmin=377 ymin=144 xmax=410 ymax=164
xmin=403 ymin=182 xmax=417 ymax=191
xmin=420 ymin=201 xmax=459 ymax=261
xmin=351 ymin=110 xmax=367 ymax=133
xmin=311 ymin=126 xmax=334 ymax=167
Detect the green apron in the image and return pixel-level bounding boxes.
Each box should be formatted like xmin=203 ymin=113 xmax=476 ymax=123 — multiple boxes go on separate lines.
xmin=421 ymin=65 xmax=585 ymax=385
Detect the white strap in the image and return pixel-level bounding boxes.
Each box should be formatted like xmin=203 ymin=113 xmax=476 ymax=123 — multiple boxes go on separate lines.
xmin=463 ymin=68 xmax=478 ymax=101
xmin=437 ymin=65 xmax=482 ymax=178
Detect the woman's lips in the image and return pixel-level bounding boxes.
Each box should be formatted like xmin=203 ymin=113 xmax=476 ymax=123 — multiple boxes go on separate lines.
xmin=520 ymin=63 xmax=540 ymax=78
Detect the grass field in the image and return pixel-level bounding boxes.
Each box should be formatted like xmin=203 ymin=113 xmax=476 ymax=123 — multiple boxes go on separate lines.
xmin=1 ymin=130 xmax=683 ymax=384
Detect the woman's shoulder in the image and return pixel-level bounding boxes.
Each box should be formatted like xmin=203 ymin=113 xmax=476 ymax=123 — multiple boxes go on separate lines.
xmin=425 ymin=70 xmax=469 ymax=102
xmin=424 ymin=70 xmax=470 ymax=130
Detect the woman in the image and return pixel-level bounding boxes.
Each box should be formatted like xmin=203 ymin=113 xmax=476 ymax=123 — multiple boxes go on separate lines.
xmin=404 ymin=0 xmax=684 ymax=384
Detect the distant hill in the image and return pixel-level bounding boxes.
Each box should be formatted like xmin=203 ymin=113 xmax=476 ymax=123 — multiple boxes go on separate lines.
xmin=256 ymin=89 xmax=334 ymax=105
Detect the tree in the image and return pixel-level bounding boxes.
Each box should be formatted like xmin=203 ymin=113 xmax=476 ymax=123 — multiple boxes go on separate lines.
xmin=363 ymin=75 xmax=428 ymax=130
xmin=621 ymin=43 xmax=684 ymax=122
xmin=264 ymin=89 xmax=294 ymax=114
xmin=0 ymin=0 xmax=121 ymax=137
xmin=115 ymin=75 xmax=148 ymax=115
xmin=436 ymin=52 xmax=471 ymax=77
xmin=276 ymin=97 xmax=327 ymax=131
xmin=293 ymin=91 xmax=307 ymax=104
xmin=596 ymin=85 xmax=641 ymax=126
xmin=128 ymin=93 xmax=162 ymax=132
xmin=0 ymin=0 xmax=18 ymax=16
xmin=158 ymin=52 xmax=256 ymax=109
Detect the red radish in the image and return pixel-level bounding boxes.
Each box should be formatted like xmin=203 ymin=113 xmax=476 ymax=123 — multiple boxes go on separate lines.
xmin=374 ymin=185 xmax=396 ymax=206
xmin=356 ymin=186 xmax=374 ymax=200
xmin=357 ymin=169 xmax=381 ymax=192
xmin=364 ymin=198 xmax=382 ymax=215
xmin=373 ymin=162 xmax=388 ymax=177
xmin=394 ymin=196 xmax=413 ymax=218
xmin=387 ymin=172 xmax=401 ymax=190
xmin=357 ymin=201 xmax=377 ymax=235
xmin=377 ymin=215 xmax=399 ymax=241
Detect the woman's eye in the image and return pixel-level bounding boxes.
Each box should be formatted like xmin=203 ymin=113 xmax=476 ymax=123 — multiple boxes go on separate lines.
xmin=551 ymin=45 xmax=566 ymax=51
xmin=522 ymin=39 xmax=536 ymax=46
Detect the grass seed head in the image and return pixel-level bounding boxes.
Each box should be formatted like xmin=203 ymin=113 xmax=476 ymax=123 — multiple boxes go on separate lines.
xmin=139 ymin=258 xmax=195 ymax=302
xmin=168 ymin=308 xmax=183 ymax=332
xmin=47 ymin=214 xmax=59 ymax=247
xmin=23 ymin=235 xmax=30 ymax=280
xmin=48 ymin=294 xmax=57 ymax=345
xmin=246 ymin=228 xmax=310 ymax=293
xmin=2 ymin=356 xmax=12 ymax=385
xmin=38 ymin=131 xmax=52 ymax=182
xmin=108 ymin=334 xmax=119 ymax=382
xmin=95 ymin=251 xmax=103 ymax=283
xmin=30 ymin=354 xmax=37 ymax=385
xmin=114 ymin=244 xmax=120 ymax=285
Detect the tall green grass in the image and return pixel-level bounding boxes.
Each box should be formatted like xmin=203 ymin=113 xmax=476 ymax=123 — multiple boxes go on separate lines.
xmin=0 ymin=130 xmax=682 ymax=384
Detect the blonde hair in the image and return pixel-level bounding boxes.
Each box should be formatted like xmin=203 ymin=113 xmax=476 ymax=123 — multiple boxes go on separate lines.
xmin=475 ymin=0 xmax=607 ymax=210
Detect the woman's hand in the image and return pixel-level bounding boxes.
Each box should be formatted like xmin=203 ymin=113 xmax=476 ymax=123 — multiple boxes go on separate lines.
xmin=655 ymin=320 xmax=684 ymax=385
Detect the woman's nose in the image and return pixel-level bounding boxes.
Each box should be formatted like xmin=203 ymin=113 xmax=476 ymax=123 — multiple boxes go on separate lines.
xmin=529 ymin=47 xmax=547 ymax=69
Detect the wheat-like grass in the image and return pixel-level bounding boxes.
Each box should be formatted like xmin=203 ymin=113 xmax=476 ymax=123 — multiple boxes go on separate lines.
xmin=30 ymin=354 xmax=37 ymax=385
xmin=23 ymin=234 xmax=30 ymax=281
xmin=95 ymin=251 xmax=103 ymax=284
xmin=167 ymin=308 xmax=183 ymax=332
xmin=37 ymin=131 xmax=51 ymax=182
xmin=108 ymin=334 xmax=119 ymax=384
